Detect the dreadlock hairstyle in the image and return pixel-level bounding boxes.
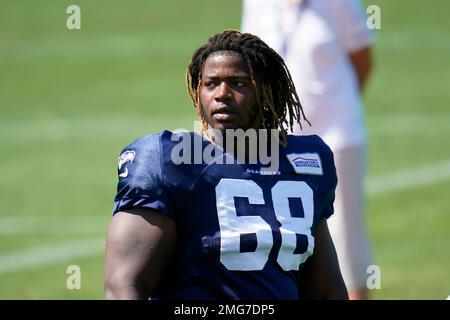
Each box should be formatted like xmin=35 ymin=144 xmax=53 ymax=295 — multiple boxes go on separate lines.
xmin=186 ymin=30 xmax=310 ymax=145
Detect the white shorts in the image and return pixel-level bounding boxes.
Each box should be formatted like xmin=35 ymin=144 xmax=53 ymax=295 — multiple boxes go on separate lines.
xmin=327 ymin=146 xmax=374 ymax=291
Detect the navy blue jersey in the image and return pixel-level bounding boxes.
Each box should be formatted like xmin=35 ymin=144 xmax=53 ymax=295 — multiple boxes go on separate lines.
xmin=113 ymin=130 xmax=337 ymax=300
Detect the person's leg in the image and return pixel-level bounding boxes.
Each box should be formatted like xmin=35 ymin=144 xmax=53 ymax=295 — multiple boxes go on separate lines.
xmin=327 ymin=146 xmax=373 ymax=300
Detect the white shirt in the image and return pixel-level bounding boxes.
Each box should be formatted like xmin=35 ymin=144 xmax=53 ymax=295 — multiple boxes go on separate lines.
xmin=242 ymin=0 xmax=374 ymax=150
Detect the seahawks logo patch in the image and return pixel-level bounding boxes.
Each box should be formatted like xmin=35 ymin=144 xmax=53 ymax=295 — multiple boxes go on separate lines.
xmin=118 ymin=150 xmax=135 ymax=178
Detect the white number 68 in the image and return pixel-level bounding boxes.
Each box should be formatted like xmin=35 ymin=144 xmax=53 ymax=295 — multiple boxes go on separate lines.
xmin=215 ymin=178 xmax=315 ymax=271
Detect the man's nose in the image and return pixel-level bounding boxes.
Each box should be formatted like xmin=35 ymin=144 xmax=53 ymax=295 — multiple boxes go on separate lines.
xmin=215 ymin=82 xmax=232 ymax=101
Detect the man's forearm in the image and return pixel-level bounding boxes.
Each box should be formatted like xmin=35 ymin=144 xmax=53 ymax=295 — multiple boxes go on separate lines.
xmin=349 ymin=46 xmax=373 ymax=91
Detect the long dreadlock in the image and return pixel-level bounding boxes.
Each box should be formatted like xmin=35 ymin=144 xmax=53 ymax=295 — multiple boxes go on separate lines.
xmin=186 ymin=30 xmax=310 ymax=146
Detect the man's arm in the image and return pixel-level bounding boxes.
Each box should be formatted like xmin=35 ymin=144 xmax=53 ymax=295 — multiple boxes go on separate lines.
xmin=298 ymin=219 xmax=349 ymax=299
xmin=349 ymin=46 xmax=373 ymax=91
xmin=104 ymin=207 xmax=177 ymax=299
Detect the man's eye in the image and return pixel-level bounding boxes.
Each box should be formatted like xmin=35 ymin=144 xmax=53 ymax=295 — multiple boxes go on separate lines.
xmin=234 ymin=81 xmax=246 ymax=87
xmin=205 ymin=82 xmax=217 ymax=88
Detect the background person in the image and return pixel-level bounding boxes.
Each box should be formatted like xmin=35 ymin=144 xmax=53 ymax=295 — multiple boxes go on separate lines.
xmin=242 ymin=0 xmax=375 ymax=299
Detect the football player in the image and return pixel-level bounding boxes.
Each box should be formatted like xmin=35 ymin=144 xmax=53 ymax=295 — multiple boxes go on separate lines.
xmin=104 ymin=30 xmax=348 ymax=300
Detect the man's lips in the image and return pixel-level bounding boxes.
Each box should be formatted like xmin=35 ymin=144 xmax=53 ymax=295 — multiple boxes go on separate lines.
xmin=212 ymin=105 xmax=236 ymax=121
xmin=213 ymin=113 xmax=236 ymax=122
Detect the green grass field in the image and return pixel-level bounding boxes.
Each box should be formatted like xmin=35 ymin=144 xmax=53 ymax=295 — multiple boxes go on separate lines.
xmin=0 ymin=0 xmax=449 ymax=299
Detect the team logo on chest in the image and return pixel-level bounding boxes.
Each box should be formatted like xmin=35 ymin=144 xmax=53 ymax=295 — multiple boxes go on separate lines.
xmin=286 ymin=153 xmax=323 ymax=175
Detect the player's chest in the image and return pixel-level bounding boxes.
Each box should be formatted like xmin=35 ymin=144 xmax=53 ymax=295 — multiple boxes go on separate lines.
xmin=178 ymin=160 xmax=330 ymax=235
xmin=176 ymin=163 xmax=329 ymax=272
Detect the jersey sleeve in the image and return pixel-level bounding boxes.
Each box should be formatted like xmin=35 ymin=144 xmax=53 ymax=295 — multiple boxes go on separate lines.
xmin=333 ymin=0 xmax=375 ymax=53
xmin=112 ymin=133 xmax=175 ymax=218
xmin=315 ymin=136 xmax=338 ymax=221
xmin=320 ymin=183 xmax=336 ymax=220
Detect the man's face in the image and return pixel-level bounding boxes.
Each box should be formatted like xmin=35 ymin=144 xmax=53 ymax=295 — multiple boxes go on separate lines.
xmin=199 ymin=51 xmax=260 ymax=132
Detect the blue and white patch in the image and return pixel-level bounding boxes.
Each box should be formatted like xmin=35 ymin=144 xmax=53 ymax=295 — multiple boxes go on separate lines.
xmin=286 ymin=153 xmax=323 ymax=175
xmin=118 ymin=150 xmax=135 ymax=178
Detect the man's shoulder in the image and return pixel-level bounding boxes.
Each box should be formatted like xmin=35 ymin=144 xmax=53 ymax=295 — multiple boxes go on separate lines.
xmin=286 ymin=134 xmax=333 ymax=154
xmin=118 ymin=130 xmax=202 ymax=182
xmin=285 ymin=134 xmax=336 ymax=178
xmin=120 ymin=132 xmax=159 ymax=154
xmin=120 ymin=130 xmax=196 ymax=151
xmin=117 ymin=130 xmax=178 ymax=176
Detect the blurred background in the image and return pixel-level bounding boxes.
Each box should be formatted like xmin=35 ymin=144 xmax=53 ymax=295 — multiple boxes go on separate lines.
xmin=0 ymin=0 xmax=449 ymax=299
